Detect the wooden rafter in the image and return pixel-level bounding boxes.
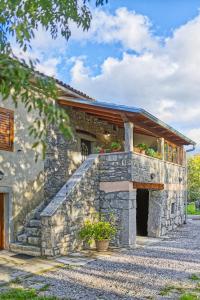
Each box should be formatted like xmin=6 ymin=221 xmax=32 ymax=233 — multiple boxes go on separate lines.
xmin=58 ymin=99 xmax=190 ymax=146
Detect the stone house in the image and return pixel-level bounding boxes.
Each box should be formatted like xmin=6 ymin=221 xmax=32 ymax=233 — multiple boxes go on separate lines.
xmin=0 ymin=77 xmax=195 ymax=256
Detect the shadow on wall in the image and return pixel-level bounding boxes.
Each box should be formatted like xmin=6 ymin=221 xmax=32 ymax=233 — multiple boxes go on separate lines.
xmin=0 ymin=100 xmax=45 ymax=239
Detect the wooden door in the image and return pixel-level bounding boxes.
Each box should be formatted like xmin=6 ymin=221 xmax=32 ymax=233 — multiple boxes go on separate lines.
xmin=0 ymin=194 xmax=4 ymax=250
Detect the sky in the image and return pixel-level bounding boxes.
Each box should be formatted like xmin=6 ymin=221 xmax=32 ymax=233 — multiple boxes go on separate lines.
xmin=16 ymin=0 xmax=200 ymax=151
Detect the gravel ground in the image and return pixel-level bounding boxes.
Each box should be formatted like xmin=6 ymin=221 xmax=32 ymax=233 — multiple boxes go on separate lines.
xmin=15 ymin=220 xmax=200 ymax=299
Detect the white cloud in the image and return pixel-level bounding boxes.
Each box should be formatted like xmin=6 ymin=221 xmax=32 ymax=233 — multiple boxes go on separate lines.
xmin=187 ymin=128 xmax=200 ymax=150
xmin=69 ymin=9 xmax=200 ymax=149
xmin=70 ymin=7 xmax=159 ymax=52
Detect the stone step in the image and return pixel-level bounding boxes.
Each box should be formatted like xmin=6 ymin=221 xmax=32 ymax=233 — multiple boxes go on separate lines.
xmin=29 ymin=219 xmax=41 ymax=228
xmin=27 ymin=236 xmax=41 ymax=246
xmin=10 ymin=243 xmax=41 ymax=257
xmin=34 ymin=211 xmax=41 ymax=220
xmin=17 ymin=233 xmax=27 ymax=244
xmin=26 ymin=227 xmax=41 ymax=237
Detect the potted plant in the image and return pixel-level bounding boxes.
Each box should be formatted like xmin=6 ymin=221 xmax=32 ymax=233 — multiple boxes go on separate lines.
xmin=110 ymin=141 xmax=121 ymax=152
xmin=145 ymin=147 xmax=156 ymax=157
xmin=79 ymin=219 xmax=116 ymax=252
xmin=94 ymin=146 xmax=105 ymax=154
xmin=136 ymin=143 xmax=147 ymax=154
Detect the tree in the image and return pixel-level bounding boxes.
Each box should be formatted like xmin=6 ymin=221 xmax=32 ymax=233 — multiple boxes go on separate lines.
xmin=188 ymin=155 xmax=200 ymax=202
xmin=0 ymin=0 xmax=107 ymax=159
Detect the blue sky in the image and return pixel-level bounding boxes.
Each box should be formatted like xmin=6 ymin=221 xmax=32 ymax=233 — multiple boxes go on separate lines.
xmin=58 ymin=0 xmax=200 ymax=82
xmin=18 ymin=0 xmax=200 ymax=150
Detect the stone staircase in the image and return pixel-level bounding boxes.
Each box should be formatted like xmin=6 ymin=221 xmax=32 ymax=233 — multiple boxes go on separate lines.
xmin=9 ymin=155 xmax=99 ymax=257
xmin=10 ymin=203 xmax=44 ymax=257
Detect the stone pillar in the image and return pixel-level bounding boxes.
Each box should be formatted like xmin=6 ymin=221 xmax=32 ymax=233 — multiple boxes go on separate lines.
xmin=124 ymin=122 xmax=134 ymax=152
xmin=121 ymin=185 xmax=137 ymax=247
xmin=160 ymin=138 xmax=165 ymax=161
xmin=99 ymin=181 xmax=137 ymax=248
xmin=148 ymin=190 xmax=163 ymax=237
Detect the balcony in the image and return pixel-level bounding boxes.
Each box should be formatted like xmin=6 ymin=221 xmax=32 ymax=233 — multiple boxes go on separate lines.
xmin=99 ymin=150 xmax=186 ymax=186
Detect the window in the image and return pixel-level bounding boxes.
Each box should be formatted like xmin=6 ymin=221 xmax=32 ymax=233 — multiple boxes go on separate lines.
xmin=164 ymin=140 xmax=182 ymax=165
xmin=0 ymin=107 xmax=14 ymax=151
xmin=171 ymin=203 xmax=175 ymax=214
xmin=81 ymin=139 xmax=92 ymax=162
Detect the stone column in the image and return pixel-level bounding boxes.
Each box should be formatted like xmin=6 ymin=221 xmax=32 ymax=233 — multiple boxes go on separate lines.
xmin=148 ymin=190 xmax=163 ymax=237
xmin=160 ymin=138 xmax=165 ymax=161
xmin=121 ymin=185 xmax=137 ymax=247
xmin=124 ymin=122 xmax=134 ymax=152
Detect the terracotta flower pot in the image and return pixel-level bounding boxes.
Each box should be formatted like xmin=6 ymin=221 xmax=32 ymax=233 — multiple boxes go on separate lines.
xmin=140 ymin=149 xmax=146 ymax=154
xmin=95 ymin=240 xmax=110 ymax=252
xmin=111 ymin=148 xmax=121 ymax=153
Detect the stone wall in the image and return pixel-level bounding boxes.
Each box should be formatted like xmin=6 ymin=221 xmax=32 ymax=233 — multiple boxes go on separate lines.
xmin=98 ymin=152 xmax=187 ymax=243
xmin=99 ymin=153 xmax=136 ymax=247
xmin=44 ymin=108 xmax=124 ymax=204
xmin=40 ymin=155 xmax=99 ymax=256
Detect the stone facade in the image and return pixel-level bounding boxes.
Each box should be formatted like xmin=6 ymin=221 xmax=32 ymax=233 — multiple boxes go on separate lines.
xmin=1 ymin=103 xmax=187 ymax=256
xmin=0 ymin=97 xmax=45 ymax=243
xmin=43 ymin=108 xmax=124 ymax=204
xmin=99 ymin=152 xmax=186 ymax=242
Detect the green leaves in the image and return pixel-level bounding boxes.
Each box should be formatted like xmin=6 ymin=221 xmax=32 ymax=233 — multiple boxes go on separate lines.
xmin=0 ymin=0 xmax=107 ymax=51
xmin=0 ymin=55 xmax=72 ymax=160
xmin=188 ymin=156 xmax=200 ymax=201
xmin=0 ymin=0 xmax=107 ymax=160
xmin=79 ymin=215 xmax=116 ymax=244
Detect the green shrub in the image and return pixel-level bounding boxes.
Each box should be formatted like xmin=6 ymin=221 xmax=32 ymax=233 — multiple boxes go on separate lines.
xmin=187 ymin=203 xmax=200 ymax=215
xmin=137 ymin=143 xmax=147 ymax=151
xmin=145 ymin=148 xmax=156 ymax=157
xmin=79 ymin=219 xmax=116 ymax=245
xmin=179 ymin=293 xmax=199 ymax=300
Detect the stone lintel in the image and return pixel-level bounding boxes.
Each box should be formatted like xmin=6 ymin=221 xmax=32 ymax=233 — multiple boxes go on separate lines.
xmin=164 ymin=183 xmax=184 ymax=190
xmin=99 ymin=181 xmax=134 ymax=193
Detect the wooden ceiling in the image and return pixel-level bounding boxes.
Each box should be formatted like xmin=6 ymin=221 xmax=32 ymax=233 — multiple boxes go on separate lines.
xmin=58 ymin=99 xmax=192 ymax=146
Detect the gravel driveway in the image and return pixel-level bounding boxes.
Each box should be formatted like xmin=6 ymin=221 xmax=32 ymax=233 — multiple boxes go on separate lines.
xmin=17 ymin=220 xmax=200 ymax=299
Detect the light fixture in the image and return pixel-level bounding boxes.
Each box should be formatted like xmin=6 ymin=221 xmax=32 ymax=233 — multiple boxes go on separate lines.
xmin=0 ymin=170 xmax=4 ymax=181
xmin=104 ymin=130 xmax=111 ymax=137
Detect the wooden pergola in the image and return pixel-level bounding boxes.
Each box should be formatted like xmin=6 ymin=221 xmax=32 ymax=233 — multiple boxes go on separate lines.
xmin=58 ymin=97 xmax=195 ymax=148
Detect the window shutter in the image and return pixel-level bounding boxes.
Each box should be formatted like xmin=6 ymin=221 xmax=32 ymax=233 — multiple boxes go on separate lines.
xmin=0 ymin=107 xmax=14 ymax=151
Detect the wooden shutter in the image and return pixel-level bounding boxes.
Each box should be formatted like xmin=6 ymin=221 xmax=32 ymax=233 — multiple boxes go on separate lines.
xmin=0 ymin=107 xmax=14 ymax=151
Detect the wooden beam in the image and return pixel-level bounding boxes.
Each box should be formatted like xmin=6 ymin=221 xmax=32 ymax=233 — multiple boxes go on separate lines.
xmin=133 ymin=182 xmax=164 ymax=190
xmin=58 ymin=99 xmax=189 ymax=146
xmin=120 ymin=113 xmax=129 ymax=122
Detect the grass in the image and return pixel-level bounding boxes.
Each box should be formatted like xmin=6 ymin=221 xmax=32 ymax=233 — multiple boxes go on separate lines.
xmin=0 ymin=288 xmax=58 ymax=300
xmin=39 ymin=284 xmax=50 ymax=292
xmin=159 ymin=275 xmax=200 ymax=299
xmin=189 ymin=274 xmax=200 ymax=281
xmin=159 ymin=285 xmax=176 ymax=296
xmin=179 ymin=293 xmax=200 ymax=300
xmin=187 ymin=202 xmax=200 ymax=215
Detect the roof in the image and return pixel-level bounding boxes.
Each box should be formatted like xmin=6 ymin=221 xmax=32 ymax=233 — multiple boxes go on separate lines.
xmin=17 ymin=59 xmax=194 ymax=146
xmin=12 ymin=56 xmax=94 ymax=101
xmin=58 ymin=97 xmax=196 ymax=146
xmin=34 ymin=70 xmax=94 ymax=101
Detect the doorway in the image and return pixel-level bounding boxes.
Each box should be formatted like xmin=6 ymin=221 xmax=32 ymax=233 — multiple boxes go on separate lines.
xmin=0 ymin=193 xmax=4 ymax=250
xmin=136 ymin=189 xmax=149 ymax=236
xmin=81 ymin=139 xmax=92 ymax=162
